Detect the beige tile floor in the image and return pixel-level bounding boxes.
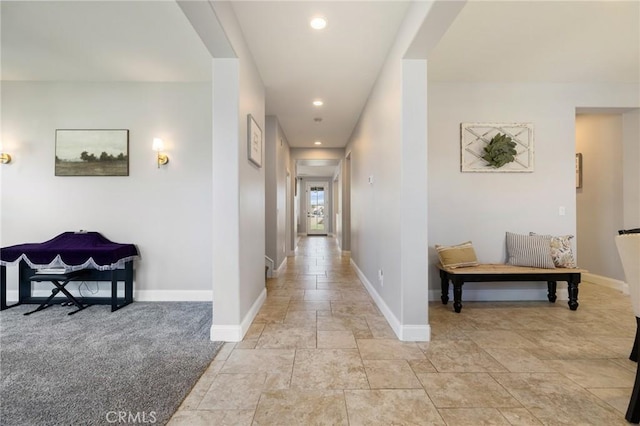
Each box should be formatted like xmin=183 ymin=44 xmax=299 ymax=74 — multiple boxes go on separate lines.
xmin=169 ymin=236 xmax=636 ymax=425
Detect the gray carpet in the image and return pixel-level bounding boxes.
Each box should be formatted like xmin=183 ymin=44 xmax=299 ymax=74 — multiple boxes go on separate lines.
xmin=0 ymin=302 xmax=222 ymax=425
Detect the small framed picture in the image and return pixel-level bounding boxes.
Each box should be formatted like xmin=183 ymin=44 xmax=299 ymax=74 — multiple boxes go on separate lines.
xmin=247 ymin=114 xmax=262 ymax=168
xmin=576 ymin=153 xmax=583 ymax=189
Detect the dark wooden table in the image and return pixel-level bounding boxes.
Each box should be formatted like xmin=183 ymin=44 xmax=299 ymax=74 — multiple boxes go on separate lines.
xmin=1 ymin=260 xmax=134 ymax=313
xmin=437 ymin=263 xmax=586 ymax=313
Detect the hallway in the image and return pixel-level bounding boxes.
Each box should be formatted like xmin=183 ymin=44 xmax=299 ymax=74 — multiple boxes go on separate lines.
xmin=170 ymin=236 xmax=635 ymax=425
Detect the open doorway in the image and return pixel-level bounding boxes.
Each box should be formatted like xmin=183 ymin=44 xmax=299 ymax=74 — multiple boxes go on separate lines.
xmin=575 ymin=108 xmax=640 ymax=289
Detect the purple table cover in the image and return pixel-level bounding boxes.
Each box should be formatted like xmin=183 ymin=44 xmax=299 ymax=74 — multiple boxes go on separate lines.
xmin=0 ymin=232 xmax=139 ymax=271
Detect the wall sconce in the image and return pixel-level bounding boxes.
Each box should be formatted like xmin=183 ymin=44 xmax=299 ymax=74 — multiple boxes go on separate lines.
xmin=152 ymin=138 xmax=169 ymax=168
xmin=0 ymin=141 xmax=11 ymax=164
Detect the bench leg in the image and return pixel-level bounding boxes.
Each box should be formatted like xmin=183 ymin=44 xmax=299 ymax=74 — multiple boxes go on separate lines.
xmin=632 ymin=317 xmax=640 ymax=362
xmin=440 ymin=270 xmax=449 ymax=304
xmin=453 ymin=280 xmax=463 ymax=313
xmin=567 ymin=275 xmax=580 ymax=311
xmin=547 ymin=281 xmax=557 ymax=303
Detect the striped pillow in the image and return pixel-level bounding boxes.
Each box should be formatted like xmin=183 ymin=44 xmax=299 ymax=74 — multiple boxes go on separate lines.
xmin=506 ymin=232 xmax=555 ymax=269
xmin=436 ymin=241 xmax=479 ymax=268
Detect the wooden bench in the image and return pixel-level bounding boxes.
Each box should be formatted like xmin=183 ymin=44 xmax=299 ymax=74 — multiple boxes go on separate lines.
xmin=437 ymin=263 xmax=586 ymax=313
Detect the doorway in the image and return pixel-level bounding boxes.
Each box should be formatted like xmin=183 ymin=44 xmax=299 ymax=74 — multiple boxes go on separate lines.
xmin=306 ymin=181 xmax=327 ymax=236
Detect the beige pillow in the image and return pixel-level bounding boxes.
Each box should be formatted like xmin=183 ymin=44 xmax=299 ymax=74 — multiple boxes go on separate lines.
xmin=436 ymin=241 xmax=479 ymax=268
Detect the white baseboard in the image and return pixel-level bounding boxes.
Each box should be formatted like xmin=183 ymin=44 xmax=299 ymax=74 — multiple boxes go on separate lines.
xmin=136 ymin=290 xmax=213 ymax=301
xmin=350 ymin=259 xmax=430 ymax=342
xmin=5 ymin=288 xmax=213 ymax=302
xmin=272 ymin=257 xmax=287 ymax=278
xmin=583 ymin=272 xmax=628 ymax=294
xmin=402 ymin=325 xmax=431 ymax=341
xmin=210 ymin=287 xmax=266 ymax=342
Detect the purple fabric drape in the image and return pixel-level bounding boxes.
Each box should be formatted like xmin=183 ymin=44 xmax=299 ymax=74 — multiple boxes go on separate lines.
xmin=0 ymin=232 xmax=138 ymax=270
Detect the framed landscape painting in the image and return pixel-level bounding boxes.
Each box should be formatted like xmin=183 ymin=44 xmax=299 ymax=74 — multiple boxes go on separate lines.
xmin=55 ymin=129 xmax=129 ymax=176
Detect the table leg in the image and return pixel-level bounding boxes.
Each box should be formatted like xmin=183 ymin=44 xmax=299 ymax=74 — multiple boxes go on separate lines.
xmin=547 ymin=281 xmax=557 ymax=303
xmin=1 ymin=265 xmax=6 ymax=310
xmin=111 ymin=269 xmax=117 ymax=312
xmin=567 ymin=275 xmax=580 ymax=311
xmin=453 ymin=280 xmax=463 ymax=313
xmin=440 ymin=270 xmax=449 ymax=304
xmin=125 ymin=261 xmax=133 ymax=304
xmin=627 ymin=318 xmax=640 ymax=423
xmin=1 ymin=264 xmax=23 ymax=310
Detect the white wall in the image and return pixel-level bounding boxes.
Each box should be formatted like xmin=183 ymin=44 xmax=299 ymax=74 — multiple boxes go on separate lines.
xmin=345 ymin=2 xmax=440 ymax=342
xmin=1 ymin=81 xmax=213 ymax=300
xmin=265 ymin=115 xmax=290 ymax=272
xmin=576 ymin=114 xmax=624 ymax=281
xmin=209 ymin=2 xmax=265 ymax=341
xmin=428 ymin=83 xmax=639 ymax=300
xmin=337 ymin=154 xmax=351 ymax=252
xmin=290 ymin=148 xmax=345 ymax=163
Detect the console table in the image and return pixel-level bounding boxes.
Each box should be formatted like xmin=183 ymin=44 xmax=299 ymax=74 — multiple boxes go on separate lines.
xmin=1 ymin=232 xmax=138 ymax=313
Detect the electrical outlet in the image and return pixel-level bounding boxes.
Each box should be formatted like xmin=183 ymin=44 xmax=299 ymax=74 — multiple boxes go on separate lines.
xmin=378 ymin=269 xmax=384 ymax=286
xmin=559 ymin=206 xmax=566 ymax=216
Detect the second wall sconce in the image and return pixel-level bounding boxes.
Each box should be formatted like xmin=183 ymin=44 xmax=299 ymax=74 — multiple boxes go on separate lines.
xmin=0 ymin=142 xmax=11 ymax=164
xmin=152 ymin=138 xmax=169 ymax=168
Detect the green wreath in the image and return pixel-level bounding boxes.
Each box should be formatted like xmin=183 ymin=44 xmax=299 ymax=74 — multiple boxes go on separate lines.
xmin=482 ymin=133 xmax=517 ymax=168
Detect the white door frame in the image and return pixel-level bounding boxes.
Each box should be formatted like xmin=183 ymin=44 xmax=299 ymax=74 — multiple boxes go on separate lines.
xmin=306 ymin=181 xmax=328 ymax=235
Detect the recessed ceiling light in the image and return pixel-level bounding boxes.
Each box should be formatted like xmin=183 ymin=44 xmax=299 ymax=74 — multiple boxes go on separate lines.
xmin=314 ymin=141 xmax=322 ymax=145
xmin=310 ymin=17 xmax=327 ymax=30
xmin=313 ymin=100 xmax=323 ymax=107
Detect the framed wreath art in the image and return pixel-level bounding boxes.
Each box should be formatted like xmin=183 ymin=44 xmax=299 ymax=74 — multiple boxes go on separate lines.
xmin=460 ymin=122 xmax=534 ymax=172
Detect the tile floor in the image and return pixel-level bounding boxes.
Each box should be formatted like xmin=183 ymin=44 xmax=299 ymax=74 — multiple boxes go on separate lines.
xmin=169 ymin=236 xmax=636 ymax=425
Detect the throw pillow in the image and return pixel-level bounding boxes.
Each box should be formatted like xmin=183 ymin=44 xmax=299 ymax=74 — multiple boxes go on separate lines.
xmin=435 ymin=241 xmax=479 ymax=268
xmin=530 ymin=232 xmax=577 ymax=268
xmin=505 ymin=232 xmax=555 ymax=269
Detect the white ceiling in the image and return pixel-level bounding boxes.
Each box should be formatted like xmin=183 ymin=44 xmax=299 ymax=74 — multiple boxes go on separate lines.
xmin=296 ymin=159 xmax=341 ymax=178
xmin=428 ymin=0 xmax=639 ymax=83
xmin=0 ymin=1 xmax=211 ymax=82
xmin=1 ymin=0 xmax=638 ymax=165
xmin=231 ymin=1 xmax=410 ymax=149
